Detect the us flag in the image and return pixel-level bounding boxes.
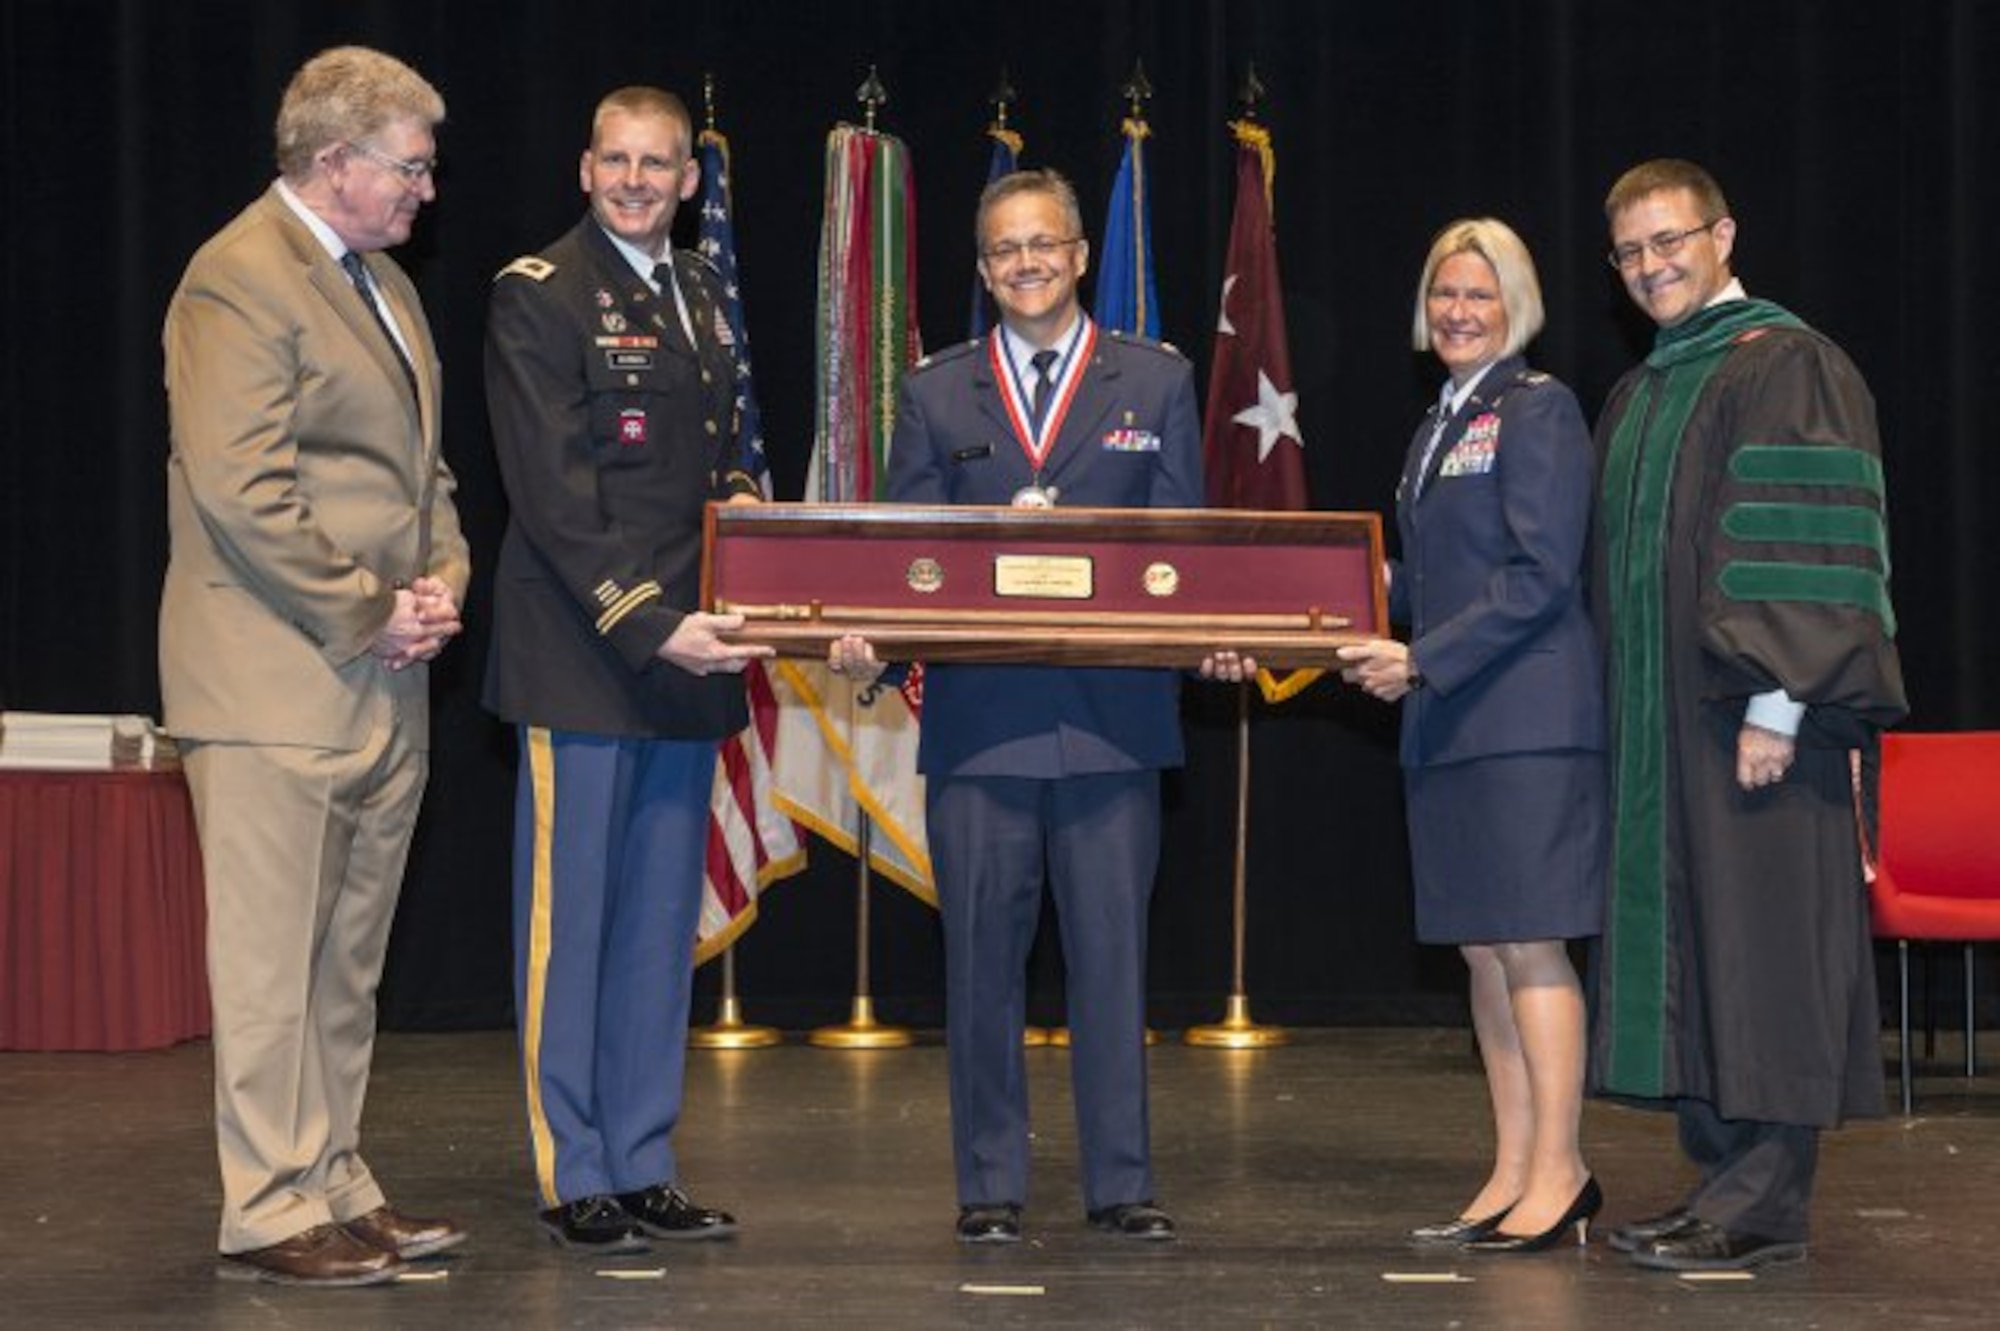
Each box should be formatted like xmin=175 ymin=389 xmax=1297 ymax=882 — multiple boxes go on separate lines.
xmin=694 ymin=123 xmax=804 ymax=958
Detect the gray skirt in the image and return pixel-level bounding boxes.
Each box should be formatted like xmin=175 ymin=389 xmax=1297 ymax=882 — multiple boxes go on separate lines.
xmin=1405 ymin=750 xmax=1607 ymax=945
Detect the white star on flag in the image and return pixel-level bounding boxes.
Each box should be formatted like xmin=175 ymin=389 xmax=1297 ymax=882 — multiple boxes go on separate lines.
xmin=1233 ymin=369 xmax=1302 ymax=462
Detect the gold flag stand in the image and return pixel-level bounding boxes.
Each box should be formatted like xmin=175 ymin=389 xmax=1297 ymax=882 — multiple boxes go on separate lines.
xmin=1186 ymin=683 xmax=1289 ymax=1048
xmin=689 ymin=946 xmax=782 ymax=1049
xmin=810 ymin=814 xmax=914 ymax=1049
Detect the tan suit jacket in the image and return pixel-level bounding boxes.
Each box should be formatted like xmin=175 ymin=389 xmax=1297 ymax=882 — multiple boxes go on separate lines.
xmin=160 ymin=185 xmax=470 ymax=750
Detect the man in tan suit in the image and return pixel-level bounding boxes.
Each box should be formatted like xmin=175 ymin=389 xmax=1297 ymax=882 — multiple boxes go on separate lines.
xmin=161 ymin=46 xmax=471 ymax=1288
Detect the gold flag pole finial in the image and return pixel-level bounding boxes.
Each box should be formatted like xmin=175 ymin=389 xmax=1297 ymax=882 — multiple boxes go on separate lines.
xmin=989 ymin=67 xmax=1017 ymax=132
xmin=1237 ymin=61 xmax=1266 ymax=122
xmin=1121 ymin=58 xmax=1153 ymax=121
xmin=857 ymin=66 xmax=888 ymax=133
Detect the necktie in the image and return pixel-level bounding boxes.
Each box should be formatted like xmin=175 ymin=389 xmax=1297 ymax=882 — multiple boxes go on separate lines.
xmin=339 ymin=251 xmax=419 ymax=402
xmin=652 ymin=262 xmax=695 ymax=353
xmin=1414 ymin=397 xmax=1453 ymax=498
xmin=1028 ymin=348 xmax=1060 ymax=435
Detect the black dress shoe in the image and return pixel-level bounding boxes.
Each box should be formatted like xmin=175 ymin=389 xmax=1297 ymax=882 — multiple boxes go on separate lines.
xmin=1627 ymin=1218 xmax=1806 ymax=1271
xmin=617 ymin=1184 xmax=738 ymax=1241
xmin=1410 ymin=1205 xmax=1513 ymax=1244
xmin=217 ymin=1223 xmax=403 ymax=1287
xmin=1086 ymin=1201 xmax=1177 ymax=1241
xmin=345 ymin=1204 xmax=467 ymax=1260
xmin=1462 ymin=1177 xmax=1602 ymax=1254
xmin=538 ymin=1196 xmax=650 ymax=1253
xmin=956 ymin=1204 xmax=1023 ymax=1244
xmin=1607 ymin=1207 xmax=1694 ymax=1254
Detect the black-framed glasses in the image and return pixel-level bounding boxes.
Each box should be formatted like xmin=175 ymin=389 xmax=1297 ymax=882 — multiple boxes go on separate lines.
xmin=347 ymin=140 xmax=438 ymax=185
xmin=1607 ymin=221 xmax=1718 ymax=270
xmin=981 ymin=235 xmax=1082 ymax=266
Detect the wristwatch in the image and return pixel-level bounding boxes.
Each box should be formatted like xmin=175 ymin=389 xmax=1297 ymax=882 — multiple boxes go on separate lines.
xmin=1406 ymin=660 xmax=1426 ymax=690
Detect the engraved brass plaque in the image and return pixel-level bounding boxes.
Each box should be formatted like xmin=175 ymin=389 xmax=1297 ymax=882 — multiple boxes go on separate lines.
xmin=993 ymin=554 xmax=1093 ymax=600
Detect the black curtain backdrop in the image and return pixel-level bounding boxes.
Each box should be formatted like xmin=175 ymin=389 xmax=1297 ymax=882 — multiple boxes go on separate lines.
xmin=3 ymin=1 xmax=1994 ymax=1030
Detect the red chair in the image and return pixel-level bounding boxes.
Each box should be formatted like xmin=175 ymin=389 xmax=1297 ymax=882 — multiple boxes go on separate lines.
xmin=1869 ymin=731 xmax=2000 ymax=1113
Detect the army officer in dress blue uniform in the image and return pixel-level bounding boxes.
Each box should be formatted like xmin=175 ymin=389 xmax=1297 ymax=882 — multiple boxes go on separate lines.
xmin=1338 ymin=218 xmax=1608 ymax=1253
xmin=832 ymin=169 xmax=1254 ymax=1246
xmin=484 ymin=85 xmax=772 ymax=1253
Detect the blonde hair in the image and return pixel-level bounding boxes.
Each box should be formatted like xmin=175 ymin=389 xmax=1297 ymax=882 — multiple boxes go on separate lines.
xmin=1409 ymin=217 xmax=1545 ymax=359
xmin=275 ymin=46 xmax=444 ymax=179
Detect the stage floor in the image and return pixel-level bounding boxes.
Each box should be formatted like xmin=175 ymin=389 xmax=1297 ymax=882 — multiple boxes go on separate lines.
xmin=2 ymin=1027 xmax=1994 ymax=1327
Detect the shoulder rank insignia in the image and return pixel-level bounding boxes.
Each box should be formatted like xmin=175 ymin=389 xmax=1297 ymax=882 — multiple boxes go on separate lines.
xmin=1105 ymin=328 xmax=1185 ymax=360
xmin=915 ymin=338 xmax=981 ymax=372
xmin=495 ymin=255 xmax=556 ymax=283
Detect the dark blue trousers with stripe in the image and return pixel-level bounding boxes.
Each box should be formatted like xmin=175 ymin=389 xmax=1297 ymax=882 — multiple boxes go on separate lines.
xmin=512 ymin=726 xmax=714 ymax=1208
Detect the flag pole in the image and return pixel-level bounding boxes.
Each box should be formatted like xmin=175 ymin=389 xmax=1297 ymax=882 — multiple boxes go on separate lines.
xmin=687 ymin=73 xmax=790 ymax=1051
xmin=809 ymin=811 xmax=913 ymax=1047
xmin=690 ymin=945 xmax=783 ymax=1049
xmin=809 ymin=66 xmax=913 ymax=1051
xmin=1188 ymin=64 xmax=1288 ymax=1049
xmin=1185 ymin=681 xmax=1288 ymax=1047
xmin=1054 ymin=64 xmax=1177 ymax=1051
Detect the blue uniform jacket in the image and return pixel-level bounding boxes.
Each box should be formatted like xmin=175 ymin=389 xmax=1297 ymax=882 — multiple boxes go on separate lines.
xmin=885 ymin=324 xmax=1204 ymax=777
xmin=1389 ymin=355 xmax=1605 ymax=768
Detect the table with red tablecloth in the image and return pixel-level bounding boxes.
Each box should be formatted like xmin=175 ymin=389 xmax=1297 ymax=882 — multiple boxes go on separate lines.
xmin=0 ymin=767 xmax=209 ymax=1050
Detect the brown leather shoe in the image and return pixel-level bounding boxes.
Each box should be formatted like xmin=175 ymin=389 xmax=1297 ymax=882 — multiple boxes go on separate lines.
xmin=345 ymin=1205 xmax=468 ymax=1260
xmin=217 ymin=1223 xmax=403 ymax=1286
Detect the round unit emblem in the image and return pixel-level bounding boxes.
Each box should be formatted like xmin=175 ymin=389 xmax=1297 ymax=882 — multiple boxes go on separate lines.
xmin=1142 ymin=562 xmax=1180 ymax=597
xmin=906 ymin=557 xmax=945 ymax=593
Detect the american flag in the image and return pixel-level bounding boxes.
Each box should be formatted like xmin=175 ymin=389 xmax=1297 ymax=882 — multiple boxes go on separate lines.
xmin=694 ymin=124 xmax=804 ymax=959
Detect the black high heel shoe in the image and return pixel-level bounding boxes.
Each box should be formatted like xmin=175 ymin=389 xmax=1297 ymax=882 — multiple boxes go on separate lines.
xmin=1410 ymin=1205 xmax=1514 ymax=1244
xmin=1461 ymin=1177 xmax=1602 ymax=1254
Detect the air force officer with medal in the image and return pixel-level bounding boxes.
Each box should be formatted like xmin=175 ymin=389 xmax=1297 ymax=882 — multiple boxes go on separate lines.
xmin=830 ymin=168 xmax=1253 ymax=1246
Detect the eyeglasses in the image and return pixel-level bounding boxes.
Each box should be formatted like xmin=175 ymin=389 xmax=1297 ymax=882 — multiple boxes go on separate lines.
xmin=347 ymin=141 xmax=438 ymax=185
xmin=980 ymin=235 xmax=1082 ymax=266
xmin=1607 ymin=221 xmax=1718 ymax=270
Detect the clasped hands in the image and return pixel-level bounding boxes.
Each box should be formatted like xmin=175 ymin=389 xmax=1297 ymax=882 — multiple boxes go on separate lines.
xmin=371 ymin=576 xmax=463 ymax=672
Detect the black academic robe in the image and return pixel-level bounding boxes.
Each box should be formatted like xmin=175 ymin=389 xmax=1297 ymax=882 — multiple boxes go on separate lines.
xmin=1590 ymin=304 xmax=1906 ymax=1128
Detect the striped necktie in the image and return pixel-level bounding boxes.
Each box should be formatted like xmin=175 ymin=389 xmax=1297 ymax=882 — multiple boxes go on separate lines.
xmin=339 ymin=251 xmax=418 ymax=402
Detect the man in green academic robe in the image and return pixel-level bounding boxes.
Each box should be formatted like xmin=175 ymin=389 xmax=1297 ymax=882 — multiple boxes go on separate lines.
xmin=1588 ymin=159 xmax=1906 ymax=1273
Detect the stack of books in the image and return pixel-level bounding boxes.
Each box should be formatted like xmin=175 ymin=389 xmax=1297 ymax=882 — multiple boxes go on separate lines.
xmin=0 ymin=712 xmax=165 ymax=770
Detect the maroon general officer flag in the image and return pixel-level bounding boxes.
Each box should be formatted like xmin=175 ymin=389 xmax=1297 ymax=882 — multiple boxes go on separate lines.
xmin=1202 ymin=121 xmax=1306 ymax=511
xmin=1203 ymin=120 xmax=1317 ymax=700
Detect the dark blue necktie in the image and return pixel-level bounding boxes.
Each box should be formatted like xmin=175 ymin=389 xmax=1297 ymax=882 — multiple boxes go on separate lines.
xmin=1028 ymin=348 xmax=1059 ymax=434
xmin=340 ymin=251 xmax=418 ymax=401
